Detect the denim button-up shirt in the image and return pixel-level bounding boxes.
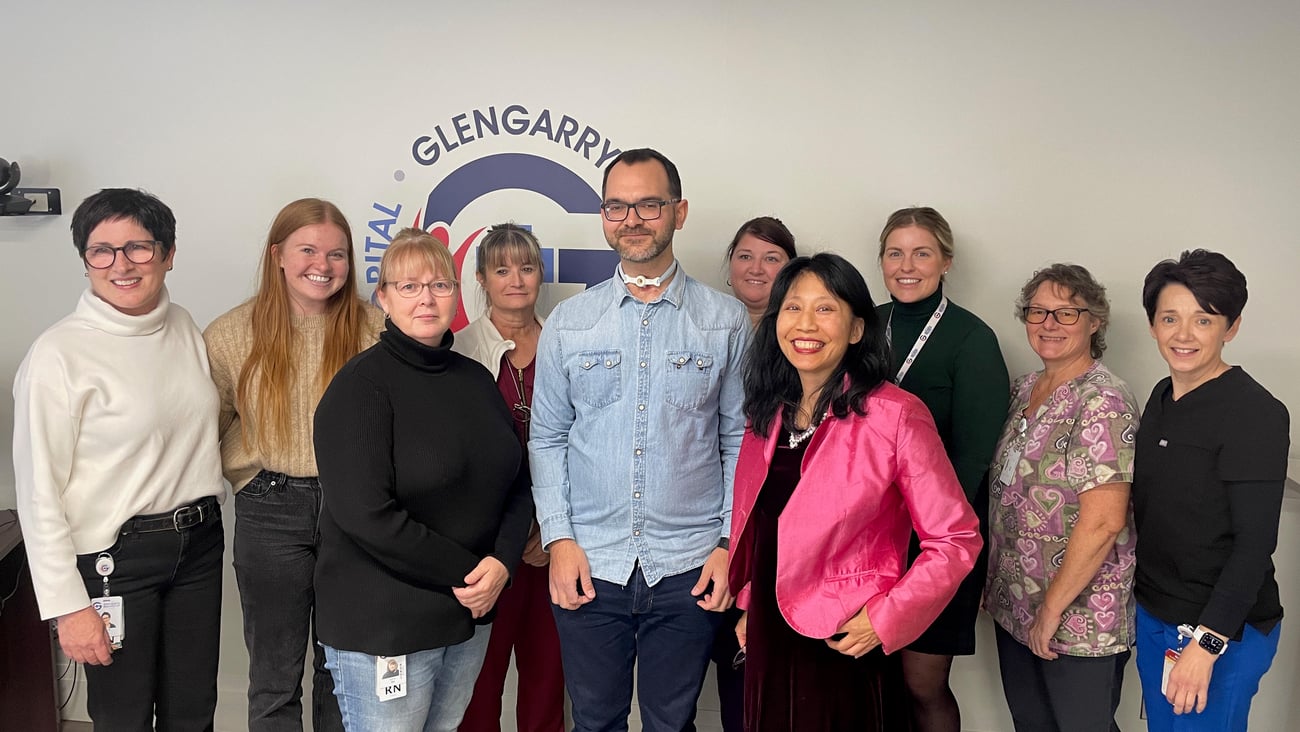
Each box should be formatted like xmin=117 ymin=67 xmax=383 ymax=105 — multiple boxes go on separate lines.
xmin=529 ymin=265 xmax=749 ymax=586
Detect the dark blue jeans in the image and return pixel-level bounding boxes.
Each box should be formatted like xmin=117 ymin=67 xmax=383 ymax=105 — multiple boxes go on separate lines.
xmin=234 ymin=471 xmax=342 ymax=732
xmin=75 ymin=496 xmax=224 ymax=731
xmin=552 ymin=565 xmax=723 ymax=732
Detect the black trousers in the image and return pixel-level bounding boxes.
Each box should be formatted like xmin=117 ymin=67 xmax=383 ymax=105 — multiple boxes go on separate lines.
xmin=994 ymin=623 xmax=1129 ymax=732
xmin=706 ymin=606 xmax=745 ymax=732
xmin=75 ymin=500 xmax=224 ymax=731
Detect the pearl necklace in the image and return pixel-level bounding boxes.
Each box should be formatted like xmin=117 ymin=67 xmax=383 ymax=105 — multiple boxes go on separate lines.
xmin=787 ymin=420 xmax=819 ymax=449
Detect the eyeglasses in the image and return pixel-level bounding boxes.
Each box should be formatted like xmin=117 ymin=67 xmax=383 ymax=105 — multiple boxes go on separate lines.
xmin=599 ymin=199 xmax=680 ymax=222
xmin=1022 ymin=306 xmax=1090 ymax=325
xmin=731 ymin=648 xmax=746 ymax=669
xmin=84 ymin=241 xmax=161 ymax=269
xmin=386 ymin=280 xmax=458 ymax=299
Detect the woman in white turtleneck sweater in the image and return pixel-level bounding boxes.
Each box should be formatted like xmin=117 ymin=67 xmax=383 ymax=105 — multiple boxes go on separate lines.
xmin=12 ymin=189 xmax=225 ymax=730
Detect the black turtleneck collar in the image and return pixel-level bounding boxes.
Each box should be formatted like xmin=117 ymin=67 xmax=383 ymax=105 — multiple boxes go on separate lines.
xmin=380 ymin=319 xmax=455 ymax=373
xmin=891 ymin=285 xmax=945 ymax=319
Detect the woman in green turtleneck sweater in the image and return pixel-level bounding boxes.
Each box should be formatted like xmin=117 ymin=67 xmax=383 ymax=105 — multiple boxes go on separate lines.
xmin=875 ymin=207 xmax=1010 ymax=732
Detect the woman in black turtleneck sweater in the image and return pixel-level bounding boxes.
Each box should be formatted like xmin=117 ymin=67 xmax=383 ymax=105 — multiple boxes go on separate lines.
xmin=875 ymin=207 xmax=1010 ymax=732
xmin=313 ymin=229 xmax=533 ymax=732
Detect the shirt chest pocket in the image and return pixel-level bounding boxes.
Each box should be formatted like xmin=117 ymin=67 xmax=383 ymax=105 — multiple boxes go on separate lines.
xmin=664 ymin=351 xmax=716 ymax=411
xmin=575 ymin=350 xmax=622 ymax=408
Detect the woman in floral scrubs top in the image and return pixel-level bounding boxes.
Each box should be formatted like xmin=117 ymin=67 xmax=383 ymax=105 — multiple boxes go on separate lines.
xmin=983 ymin=264 xmax=1139 ymax=732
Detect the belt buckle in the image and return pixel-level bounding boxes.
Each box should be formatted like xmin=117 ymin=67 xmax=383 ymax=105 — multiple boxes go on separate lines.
xmin=171 ymin=504 xmax=204 ymax=531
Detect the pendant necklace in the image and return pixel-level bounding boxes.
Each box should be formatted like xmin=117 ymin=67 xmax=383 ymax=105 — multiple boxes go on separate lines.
xmin=510 ymin=362 xmax=531 ymax=435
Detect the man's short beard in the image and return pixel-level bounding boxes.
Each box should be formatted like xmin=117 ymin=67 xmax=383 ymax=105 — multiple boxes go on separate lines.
xmin=609 ymin=228 xmax=673 ymax=263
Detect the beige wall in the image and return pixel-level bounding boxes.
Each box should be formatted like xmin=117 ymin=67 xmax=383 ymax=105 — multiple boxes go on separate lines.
xmin=4 ymin=2 xmax=1298 ymax=729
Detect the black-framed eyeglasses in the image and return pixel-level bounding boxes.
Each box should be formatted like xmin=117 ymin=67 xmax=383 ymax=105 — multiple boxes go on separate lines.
xmin=1022 ymin=306 xmax=1090 ymax=325
xmin=385 ymin=280 xmax=458 ymax=299
xmin=83 ymin=241 xmax=161 ymax=269
xmin=599 ymin=198 xmax=680 ymax=222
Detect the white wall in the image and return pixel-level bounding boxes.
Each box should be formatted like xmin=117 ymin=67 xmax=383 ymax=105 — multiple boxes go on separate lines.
xmin=4 ymin=2 xmax=1298 ymax=730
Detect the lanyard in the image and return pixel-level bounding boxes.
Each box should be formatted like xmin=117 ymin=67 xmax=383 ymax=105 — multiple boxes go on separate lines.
xmin=886 ymin=296 xmax=948 ymax=385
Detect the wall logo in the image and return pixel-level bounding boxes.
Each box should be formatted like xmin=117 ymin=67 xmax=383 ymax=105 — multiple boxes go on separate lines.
xmin=363 ymin=104 xmax=623 ymax=330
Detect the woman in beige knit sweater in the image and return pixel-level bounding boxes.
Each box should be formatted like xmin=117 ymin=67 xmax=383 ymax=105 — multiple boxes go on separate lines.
xmin=204 ymin=198 xmax=384 ymax=732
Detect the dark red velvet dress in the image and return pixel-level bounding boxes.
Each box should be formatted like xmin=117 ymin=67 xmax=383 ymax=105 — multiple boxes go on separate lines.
xmin=743 ymin=439 xmax=909 ymax=731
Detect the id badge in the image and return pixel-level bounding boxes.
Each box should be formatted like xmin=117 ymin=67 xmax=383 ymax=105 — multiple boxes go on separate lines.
xmin=997 ymin=447 xmax=1022 ymax=486
xmin=1161 ymin=647 xmax=1179 ymax=695
xmin=92 ymin=596 xmax=125 ymax=650
xmin=376 ymin=655 xmax=407 ymax=701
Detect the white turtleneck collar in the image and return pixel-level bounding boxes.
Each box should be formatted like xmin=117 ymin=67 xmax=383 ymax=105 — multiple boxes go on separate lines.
xmin=76 ymin=286 xmax=172 ymax=337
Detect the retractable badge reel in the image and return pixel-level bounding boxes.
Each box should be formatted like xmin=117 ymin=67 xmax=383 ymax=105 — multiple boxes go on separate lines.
xmin=95 ymin=553 xmax=114 ymax=595
xmin=93 ymin=552 xmax=125 ymax=649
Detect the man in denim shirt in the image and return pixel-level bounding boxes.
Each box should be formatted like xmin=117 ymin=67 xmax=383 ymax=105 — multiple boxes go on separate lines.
xmin=529 ymin=148 xmax=749 ymax=731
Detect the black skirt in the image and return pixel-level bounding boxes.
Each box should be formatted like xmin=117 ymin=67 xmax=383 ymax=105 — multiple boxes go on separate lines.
xmin=905 ymin=476 xmax=989 ymax=656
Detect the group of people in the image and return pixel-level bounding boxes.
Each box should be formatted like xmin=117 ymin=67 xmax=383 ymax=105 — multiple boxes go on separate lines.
xmin=11 ymin=147 xmax=1288 ymax=732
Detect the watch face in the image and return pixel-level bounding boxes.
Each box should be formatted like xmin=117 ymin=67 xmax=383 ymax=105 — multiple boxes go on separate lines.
xmin=1199 ymin=633 xmax=1226 ymax=655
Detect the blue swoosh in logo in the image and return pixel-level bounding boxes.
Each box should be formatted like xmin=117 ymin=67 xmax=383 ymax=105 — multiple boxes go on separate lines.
xmin=421 ymin=152 xmax=603 ymax=228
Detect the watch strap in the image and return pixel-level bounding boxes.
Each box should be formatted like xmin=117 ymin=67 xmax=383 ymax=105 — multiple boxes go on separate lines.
xmin=1178 ymin=623 xmax=1227 ymax=655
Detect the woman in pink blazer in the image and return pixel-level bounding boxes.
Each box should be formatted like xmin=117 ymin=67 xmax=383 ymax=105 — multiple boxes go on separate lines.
xmin=727 ymin=253 xmax=981 ymax=731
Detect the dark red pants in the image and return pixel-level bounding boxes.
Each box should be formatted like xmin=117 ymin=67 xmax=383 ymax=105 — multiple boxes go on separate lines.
xmin=459 ymin=561 xmax=565 ymax=732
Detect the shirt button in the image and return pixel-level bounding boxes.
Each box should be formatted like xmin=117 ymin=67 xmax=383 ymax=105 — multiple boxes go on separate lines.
xmin=696 ymin=359 xmax=704 ymax=367
xmin=633 ymin=530 xmax=641 ymax=536
xmin=635 ymin=449 xmax=642 ymax=455
xmin=605 ymin=360 xmax=613 ymax=367
xmin=638 ymin=404 xmax=646 ymax=411
xmin=583 ymin=361 xmax=591 ymax=368
xmin=640 ymin=361 xmax=647 ymax=368
xmin=677 ymin=357 xmax=687 ymax=364
xmin=642 ymin=319 xmax=649 ymax=326
xmin=634 ymin=492 xmax=642 ymax=499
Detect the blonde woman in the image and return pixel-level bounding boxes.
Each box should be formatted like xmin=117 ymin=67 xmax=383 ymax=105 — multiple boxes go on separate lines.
xmin=876 ymin=207 xmax=1009 ymax=732
xmin=455 ymin=224 xmax=564 ymax=732
xmin=204 ymin=198 xmax=383 ymax=731
xmin=313 ymin=228 xmax=533 ymax=731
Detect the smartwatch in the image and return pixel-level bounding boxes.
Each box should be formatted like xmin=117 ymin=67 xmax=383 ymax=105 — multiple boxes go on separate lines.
xmin=1177 ymin=624 xmax=1227 ymax=656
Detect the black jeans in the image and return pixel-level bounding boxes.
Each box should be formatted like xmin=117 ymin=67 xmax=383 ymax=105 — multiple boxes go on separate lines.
xmin=75 ymin=496 xmax=224 ymax=731
xmin=234 ymin=471 xmax=342 ymax=732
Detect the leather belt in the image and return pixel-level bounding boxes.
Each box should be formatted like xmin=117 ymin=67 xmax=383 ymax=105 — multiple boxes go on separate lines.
xmin=120 ymin=496 xmax=219 ymax=535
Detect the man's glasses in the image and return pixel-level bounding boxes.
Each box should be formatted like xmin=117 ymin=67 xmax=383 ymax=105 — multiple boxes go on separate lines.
xmin=386 ymin=280 xmax=458 ymax=299
xmin=84 ymin=241 xmax=161 ymax=269
xmin=599 ymin=199 xmax=680 ymax=222
xmin=1022 ymin=306 xmax=1090 ymax=325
